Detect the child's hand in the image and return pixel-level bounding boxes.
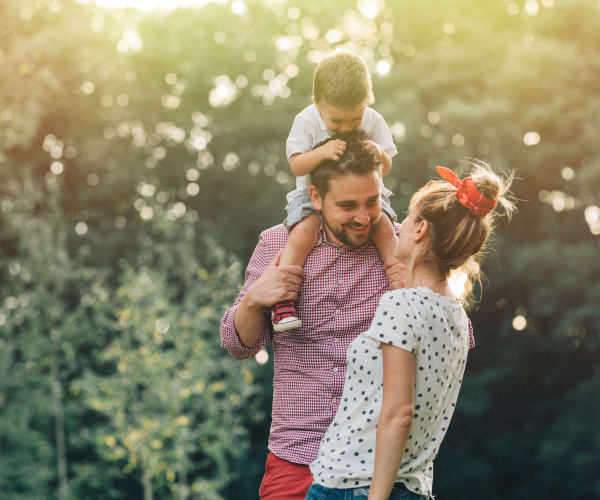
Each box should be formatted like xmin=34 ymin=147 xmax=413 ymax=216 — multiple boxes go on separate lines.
xmin=365 ymin=140 xmax=391 ymax=177
xmin=319 ymin=139 xmax=346 ymax=161
xmin=364 ymin=139 xmax=383 ymax=160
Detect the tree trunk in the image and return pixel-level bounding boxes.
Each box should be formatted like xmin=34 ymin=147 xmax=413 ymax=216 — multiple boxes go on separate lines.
xmin=50 ymin=329 xmax=69 ymax=500
xmin=177 ymin=443 xmax=189 ymax=500
xmin=142 ymin=468 xmax=153 ymax=500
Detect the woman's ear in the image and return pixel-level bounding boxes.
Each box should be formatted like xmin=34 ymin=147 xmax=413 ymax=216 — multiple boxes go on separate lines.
xmin=310 ymin=185 xmax=323 ymax=211
xmin=414 ymin=219 xmax=429 ymax=243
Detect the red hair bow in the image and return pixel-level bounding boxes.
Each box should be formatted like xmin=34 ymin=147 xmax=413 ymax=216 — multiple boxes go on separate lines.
xmin=436 ymin=166 xmax=496 ymax=217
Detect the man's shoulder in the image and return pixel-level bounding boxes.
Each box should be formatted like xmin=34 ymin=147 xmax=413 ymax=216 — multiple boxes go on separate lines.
xmin=258 ymin=224 xmax=289 ymax=248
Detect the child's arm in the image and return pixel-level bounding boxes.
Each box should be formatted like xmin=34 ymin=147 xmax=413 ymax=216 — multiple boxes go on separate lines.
xmin=379 ymin=149 xmax=392 ymax=177
xmin=289 ymin=139 xmax=346 ymax=176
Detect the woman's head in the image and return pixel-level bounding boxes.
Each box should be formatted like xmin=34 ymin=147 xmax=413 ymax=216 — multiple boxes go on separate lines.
xmin=400 ymin=160 xmax=516 ymax=300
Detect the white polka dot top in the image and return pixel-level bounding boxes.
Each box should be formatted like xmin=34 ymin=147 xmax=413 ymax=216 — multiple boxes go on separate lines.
xmin=309 ymin=287 xmax=470 ymax=497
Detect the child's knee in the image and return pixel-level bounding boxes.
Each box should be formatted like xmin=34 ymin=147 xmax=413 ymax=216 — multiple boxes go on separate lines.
xmin=291 ymin=213 xmax=320 ymax=241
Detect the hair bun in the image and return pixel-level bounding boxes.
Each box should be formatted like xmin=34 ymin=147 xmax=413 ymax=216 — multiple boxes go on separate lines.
xmin=469 ymin=160 xmax=516 ymax=218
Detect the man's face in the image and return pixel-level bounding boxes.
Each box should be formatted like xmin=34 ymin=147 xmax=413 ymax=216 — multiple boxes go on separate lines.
xmin=311 ymin=171 xmax=382 ymax=247
xmin=315 ymin=100 xmax=366 ymax=133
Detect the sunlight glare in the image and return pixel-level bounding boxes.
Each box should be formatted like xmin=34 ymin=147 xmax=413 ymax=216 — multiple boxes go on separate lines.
xmin=91 ymin=0 xmax=219 ymax=11
xmin=448 ymin=270 xmax=468 ymax=299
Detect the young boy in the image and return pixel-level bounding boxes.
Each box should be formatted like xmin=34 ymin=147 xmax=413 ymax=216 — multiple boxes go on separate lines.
xmin=272 ymin=49 xmax=399 ymax=332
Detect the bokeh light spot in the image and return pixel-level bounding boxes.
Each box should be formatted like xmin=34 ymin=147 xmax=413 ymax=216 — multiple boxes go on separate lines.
xmin=443 ymin=22 xmax=455 ymax=34
xmin=513 ymin=315 xmax=527 ymax=331
xmin=390 ymin=122 xmax=406 ymax=142
xmin=427 ymin=111 xmax=440 ymax=125
xmin=186 ymin=183 xmax=200 ymax=196
xmin=452 ymin=134 xmax=465 ymax=147
xmin=357 ymin=0 xmax=382 ymax=20
xmin=255 ymin=348 xmax=269 ymax=364
xmin=75 ymin=222 xmax=88 ymax=235
xmin=507 ymin=3 xmax=520 ymax=15
xmin=561 ymin=167 xmax=574 ymax=180
xmin=523 ymin=131 xmax=540 ymax=146
xmin=376 ymin=60 xmax=391 ymax=76
xmin=140 ymin=207 xmax=154 ymax=220
xmin=231 ymin=0 xmax=247 ymax=15
xmin=209 ymin=75 xmax=238 ymax=107
xmin=525 ymin=0 xmax=539 ymax=16
xmin=50 ymin=161 xmax=64 ymax=175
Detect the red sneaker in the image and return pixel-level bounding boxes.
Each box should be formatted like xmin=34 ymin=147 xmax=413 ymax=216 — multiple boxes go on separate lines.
xmin=271 ymin=300 xmax=302 ymax=332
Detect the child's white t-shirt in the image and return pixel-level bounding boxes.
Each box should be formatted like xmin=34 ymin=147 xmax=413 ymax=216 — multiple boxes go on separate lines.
xmin=309 ymin=287 xmax=470 ymax=497
xmin=285 ymin=104 xmax=398 ymax=204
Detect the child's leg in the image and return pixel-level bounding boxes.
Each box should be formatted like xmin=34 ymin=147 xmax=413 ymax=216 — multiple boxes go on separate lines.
xmin=372 ymin=187 xmax=406 ymax=291
xmin=272 ymin=199 xmax=320 ymax=332
xmin=371 ymin=214 xmax=398 ymax=266
xmin=280 ymin=212 xmax=320 ymax=267
xmin=372 ymin=215 xmax=403 ymax=290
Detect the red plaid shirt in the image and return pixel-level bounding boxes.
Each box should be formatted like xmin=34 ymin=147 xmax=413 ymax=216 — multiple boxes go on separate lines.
xmin=220 ymin=224 xmax=475 ymax=465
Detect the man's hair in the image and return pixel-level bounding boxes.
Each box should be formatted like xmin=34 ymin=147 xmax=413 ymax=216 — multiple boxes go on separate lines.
xmin=312 ymin=50 xmax=374 ymax=109
xmin=311 ymin=130 xmax=381 ymax=197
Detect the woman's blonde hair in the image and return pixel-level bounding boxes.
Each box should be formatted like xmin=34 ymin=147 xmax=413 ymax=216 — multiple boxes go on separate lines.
xmin=410 ymin=160 xmax=516 ymax=305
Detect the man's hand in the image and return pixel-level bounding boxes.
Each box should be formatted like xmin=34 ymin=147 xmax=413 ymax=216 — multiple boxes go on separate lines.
xmin=318 ymin=139 xmax=346 ymax=161
xmin=244 ymin=251 xmax=304 ymax=309
xmin=383 ymin=257 xmax=406 ymax=290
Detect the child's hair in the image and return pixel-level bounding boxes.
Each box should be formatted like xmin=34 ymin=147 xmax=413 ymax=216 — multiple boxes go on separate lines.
xmin=313 ymin=50 xmax=374 ymax=109
xmin=410 ymin=160 xmax=516 ymax=303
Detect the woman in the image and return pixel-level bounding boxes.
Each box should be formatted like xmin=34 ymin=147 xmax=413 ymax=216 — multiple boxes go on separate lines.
xmin=305 ymin=163 xmax=515 ymax=500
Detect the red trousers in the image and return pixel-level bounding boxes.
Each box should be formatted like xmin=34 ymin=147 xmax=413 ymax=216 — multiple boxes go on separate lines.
xmin=259 ymin=452 xmax=314 ymax=500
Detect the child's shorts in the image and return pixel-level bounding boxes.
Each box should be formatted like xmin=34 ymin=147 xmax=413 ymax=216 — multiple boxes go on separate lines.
xmin=284 ymin=193 xmax=397 ymax=232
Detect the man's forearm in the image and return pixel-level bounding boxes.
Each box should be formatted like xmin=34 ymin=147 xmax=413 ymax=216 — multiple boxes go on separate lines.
xmin=233 ymin=292 xmax=267 ymax=348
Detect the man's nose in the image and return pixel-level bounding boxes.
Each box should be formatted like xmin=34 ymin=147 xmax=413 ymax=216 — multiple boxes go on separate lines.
xmin=354 ymin=207 xmax=370 ymax=225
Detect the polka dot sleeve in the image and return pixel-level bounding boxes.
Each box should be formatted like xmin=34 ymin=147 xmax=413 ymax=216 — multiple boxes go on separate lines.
xmin=364 ymin=290 xmax=419 ymax=354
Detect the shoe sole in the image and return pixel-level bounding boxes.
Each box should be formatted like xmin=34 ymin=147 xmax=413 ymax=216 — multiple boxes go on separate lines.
xmin=272 ymin=319 xmax=302 ymax=332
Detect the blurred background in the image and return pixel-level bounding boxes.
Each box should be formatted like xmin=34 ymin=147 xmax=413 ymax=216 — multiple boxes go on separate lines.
xmin=1 ymin=0 xmax=599 ymax=498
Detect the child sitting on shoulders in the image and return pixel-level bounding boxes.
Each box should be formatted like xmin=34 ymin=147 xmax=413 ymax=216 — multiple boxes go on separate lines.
xmin=272 ymin=49 xmax=400 ymax=332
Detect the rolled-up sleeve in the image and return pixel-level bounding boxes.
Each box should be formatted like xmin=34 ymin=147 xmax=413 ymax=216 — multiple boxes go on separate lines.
xmin=220 ymin=232 xmax=274 ymax=360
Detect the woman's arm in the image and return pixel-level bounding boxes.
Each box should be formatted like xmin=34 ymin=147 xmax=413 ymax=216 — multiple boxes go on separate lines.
xmin=368 ymin=343 xmax=416 ymax=500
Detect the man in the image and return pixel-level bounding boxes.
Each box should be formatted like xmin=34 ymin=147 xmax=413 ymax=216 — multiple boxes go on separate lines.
xmin=220 ymin=134 xmax=405 ymax=499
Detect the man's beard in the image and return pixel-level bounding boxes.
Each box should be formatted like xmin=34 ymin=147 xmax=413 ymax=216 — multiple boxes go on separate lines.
xmin=323 ymin=216 xmax=376 ymax=247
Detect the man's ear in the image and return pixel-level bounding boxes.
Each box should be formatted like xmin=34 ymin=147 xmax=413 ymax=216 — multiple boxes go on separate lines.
xmin=414 ymin=219 xmax=429 ymax=243
xmin=310 ymin=185 xmax=323 ymax=211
